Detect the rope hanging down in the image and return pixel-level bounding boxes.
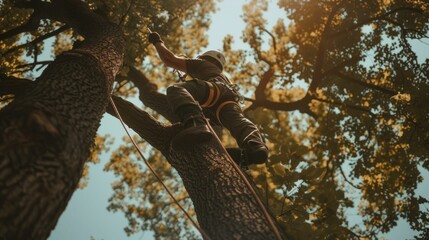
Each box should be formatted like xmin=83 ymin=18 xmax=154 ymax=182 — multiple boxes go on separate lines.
xmin=109 ymin=96 xmax=211 ymax=240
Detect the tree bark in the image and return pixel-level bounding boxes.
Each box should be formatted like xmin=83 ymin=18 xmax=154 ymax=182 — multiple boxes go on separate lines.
xmin=166 ymin=144 xmax=280 ymax=239
xmin=0 ymin=0 xmax=124 ymax=239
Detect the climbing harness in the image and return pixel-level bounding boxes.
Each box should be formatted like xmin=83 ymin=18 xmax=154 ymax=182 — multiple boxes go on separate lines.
xmin=109 ymin=96 xmax=211 ymax=240
xmin=173 ymin=68 xmax=187 ymax=82
xmin=200 ymin=77 xmax=245 ymax=125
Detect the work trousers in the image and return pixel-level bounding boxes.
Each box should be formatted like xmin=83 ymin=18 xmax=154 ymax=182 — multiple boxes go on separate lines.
xmin=166 ymin=79 xmax=266 ymax=152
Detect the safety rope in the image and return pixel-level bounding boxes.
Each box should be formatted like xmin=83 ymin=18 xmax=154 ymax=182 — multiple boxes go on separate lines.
xmin=108 ymin=96 xmax=211 ymax=240
xmin=203 ymin=117 xmax=284 ymax=240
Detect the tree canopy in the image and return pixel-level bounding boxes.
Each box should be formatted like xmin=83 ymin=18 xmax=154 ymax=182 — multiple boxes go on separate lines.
xmin=1 ymin=0 xmax=428 ymax=239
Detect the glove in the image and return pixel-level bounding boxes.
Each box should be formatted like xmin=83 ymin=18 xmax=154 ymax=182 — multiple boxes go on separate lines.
xmin=148 ymin=32 xmax=164 ymax=45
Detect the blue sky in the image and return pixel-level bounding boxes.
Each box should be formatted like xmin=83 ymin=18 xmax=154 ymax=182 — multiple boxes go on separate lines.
xmin=48 ymin=0 xmax=428 ymax=239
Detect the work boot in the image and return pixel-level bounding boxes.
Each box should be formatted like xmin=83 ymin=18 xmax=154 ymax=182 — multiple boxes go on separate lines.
xmin=226 ymin=148 xmax=247 ymax=166
xmin=244 ymin=140 xmax=269 ymax=165
xmin=226 ymin=145 xmax=268 ymax=167
xmin=247 ymin=146 xmax=269 ymax=165
xmin=171 ymin=114 xmax=213 ymax=150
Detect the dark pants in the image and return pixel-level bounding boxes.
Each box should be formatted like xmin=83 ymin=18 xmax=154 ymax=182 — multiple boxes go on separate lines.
xmin=166 ymin=79 xmax=266 ymax=155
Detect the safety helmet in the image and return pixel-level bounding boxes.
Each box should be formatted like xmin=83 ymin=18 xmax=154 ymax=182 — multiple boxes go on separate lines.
xmin=199 ymin=50 xmax=226 ymax=70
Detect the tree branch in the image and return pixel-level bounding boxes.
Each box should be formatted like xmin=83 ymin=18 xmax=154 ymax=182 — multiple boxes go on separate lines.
xmin=14 ymin=0 xmax=112 ymax=39
xmin=245 ymin=96 xmax=316 ymax=118
xmin=0 ymin=74 xmax=35 ymax=97
xmin=0 ymin=12 xmax=41 ymax=41
xmin=2 ymin=25 xmax=70 ymax=57
xmin=119 ymin=0 xmax=136 ymax=26
xmin=309 ymin=1 xmax=345 ymax=94
xmin=334 ymin=72 xmax=396 ymax=96
xmin=13 ymin=60 xmax=53 ymax=72
xmin=322 ymin=56 xmax=362 ymax=77
xmin=313 ymin=96 xmax=374 ymax=115
xmin=254 ymin=67 xmax=274 ymax=101
xmin=340 ymin=166 xmax=361 ymax=190
xmin=127 ymin=66 xmax=179 ymax=123
xmin=330 ymin=6 xmax=425 ymax=38
xmin=106 ymin=95 xmax=175 ymax=152
xmin=260 ymin=27 xmax=277 ymax=52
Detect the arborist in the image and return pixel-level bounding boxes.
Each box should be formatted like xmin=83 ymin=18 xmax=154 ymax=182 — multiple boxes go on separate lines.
xmin=148 ymin=32 xmax=268 ymax=166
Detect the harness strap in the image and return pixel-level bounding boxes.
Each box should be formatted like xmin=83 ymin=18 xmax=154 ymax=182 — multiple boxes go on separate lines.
xmin=208 ymin=83 xmax=221 ymax=108
xmin=215 ymin=100 xmax=238 ymax=125
xmin=201 ymin=82 xmax=215 ymax=108
xmin=201 ymin=81 xmax=221 ymax=108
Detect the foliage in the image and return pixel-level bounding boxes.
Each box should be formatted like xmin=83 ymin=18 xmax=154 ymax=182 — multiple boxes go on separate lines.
xmin=230 ymin=0 xmax=429 ymax=239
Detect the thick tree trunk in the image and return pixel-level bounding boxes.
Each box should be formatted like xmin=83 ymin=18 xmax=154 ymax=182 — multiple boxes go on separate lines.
xmin=0 ymin=1 xmax=124 ymax=239
xmin=167 ymin=144 xmax=279 ymax=239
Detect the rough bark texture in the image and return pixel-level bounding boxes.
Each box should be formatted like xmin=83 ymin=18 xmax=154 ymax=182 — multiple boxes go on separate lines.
xmin=166 ymin=145 xmax=279 ymax=239
xmin=0 ymin=1 xmax=124 ymax=239
xmin=108 ymin=68 xmax=284 ymax=239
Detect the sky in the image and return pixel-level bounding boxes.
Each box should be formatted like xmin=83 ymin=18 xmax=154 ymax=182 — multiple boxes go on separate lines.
xmin=47 ymin=0 xmax=429 ymax=240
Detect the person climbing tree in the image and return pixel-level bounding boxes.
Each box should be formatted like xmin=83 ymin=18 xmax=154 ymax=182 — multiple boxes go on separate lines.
xmin=148 ymin=32 xmax=268 ymax=166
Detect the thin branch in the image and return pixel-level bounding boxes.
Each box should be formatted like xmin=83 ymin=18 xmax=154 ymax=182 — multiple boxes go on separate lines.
xmin=32 ymin=42 xmax=39 ymax=71
xmin=119 ymin=0 xmax=135 ymax=26
xmin=0 ymin=74 xmax=35 ymax=97
xmin=313 ymin=96 xmax=374 ymax=115
xmin=322 ymin=56 xmax=362 ymax=77
xmin=254 ymin=67 xmax=274 ymax=101
xmin=245 ymin=96 xmax=317 ymax=118
xmin=259 ymin=27 xmax=277 ymax=52
xmin=418 ymin=39 xmax=429 ymax=46
xmin=339 ymin=166 xmax=361 ymax=190
xmin=278 ymin=204 xmax=307 ymax=217
xmin=309 ymin=1 xmax=346 ymax=94
xmin=2 ymin=25 xmax=70 ymax=57
xmin=0 ymin=95 xmax=15 ymax=103
xmin=15 ymin=60 xmax=53 ymax=70
xmin=330 ymin=6 xmax=425 ymax=38
xmin=160 ymin=195 xmax=192 ymax=210
xmin=0 ymin=13 xmax=41 ymax=41
xmin=334 ymin=72 xmax=396 ymax=96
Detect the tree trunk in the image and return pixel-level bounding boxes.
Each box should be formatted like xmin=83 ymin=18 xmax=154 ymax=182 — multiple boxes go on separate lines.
xmin=167 ymin=144 xmax=279 ymax=239
xmin=0 ymin=1 xmax=124 ymax=239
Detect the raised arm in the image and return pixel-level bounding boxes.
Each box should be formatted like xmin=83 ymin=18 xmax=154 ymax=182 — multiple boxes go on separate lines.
xmin=148 ymin=32 xmax=187 ymax=72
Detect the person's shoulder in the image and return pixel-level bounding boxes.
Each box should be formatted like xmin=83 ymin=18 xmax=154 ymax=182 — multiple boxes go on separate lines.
xmin=185 ymin=58 xmax=204 ymax=67
xmin=185 ymin=58 xmax=206 ymax=65
xmin=186 ymin=58 xmax=211 ymax=71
